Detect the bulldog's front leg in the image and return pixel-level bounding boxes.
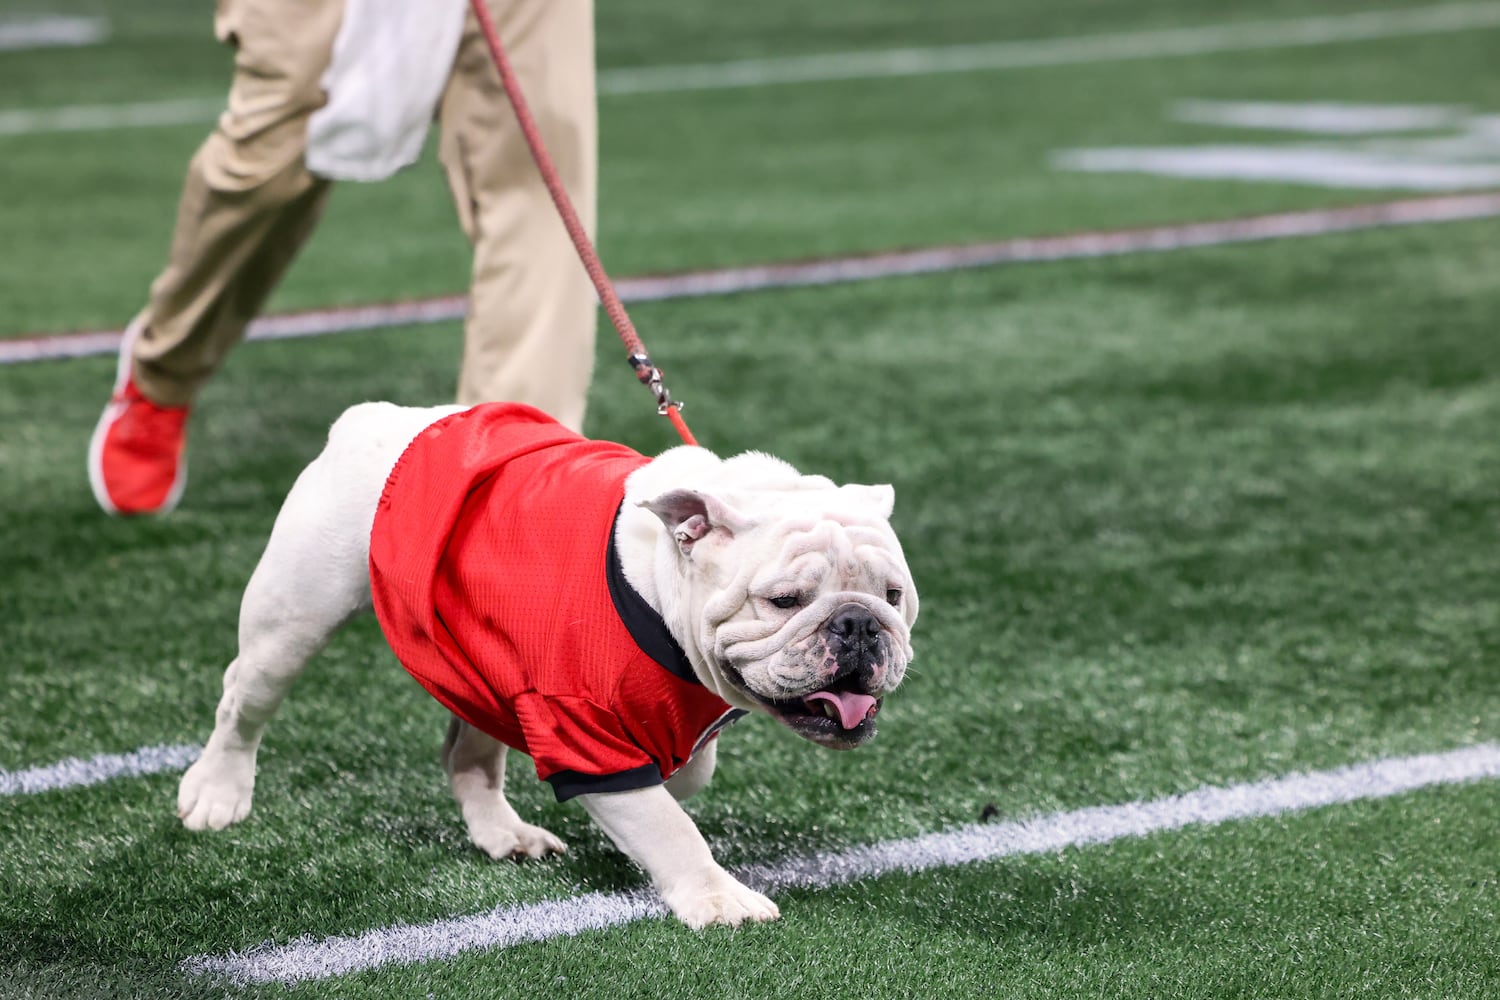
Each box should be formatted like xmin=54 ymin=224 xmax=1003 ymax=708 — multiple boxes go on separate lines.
xmin=578 ymin=785 xmax=779 ymax=929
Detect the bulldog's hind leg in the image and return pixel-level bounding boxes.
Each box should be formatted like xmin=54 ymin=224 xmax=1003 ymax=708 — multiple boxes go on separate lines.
xmin=176 ymin=459 xmax=375 ymax=830
xmin=442 ymin=717 xmax=567 ymax=859
xmin=178 ymin=402 xmax=461 ymax=831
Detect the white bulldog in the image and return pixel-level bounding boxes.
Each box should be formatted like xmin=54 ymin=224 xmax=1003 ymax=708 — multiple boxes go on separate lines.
xmin=176 ymin=401 xmax=918 ymax=928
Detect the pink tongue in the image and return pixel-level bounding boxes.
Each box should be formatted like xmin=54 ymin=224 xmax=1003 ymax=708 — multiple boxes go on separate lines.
xmin=803 ymin=691 xmax=878 ymax=730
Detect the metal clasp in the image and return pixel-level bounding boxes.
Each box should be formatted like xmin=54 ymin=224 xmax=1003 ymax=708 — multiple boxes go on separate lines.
xmin=628 ymin=352 xmax=685 ymax=415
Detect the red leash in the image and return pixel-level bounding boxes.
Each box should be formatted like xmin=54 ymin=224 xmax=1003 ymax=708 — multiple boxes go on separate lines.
xmin=469 ymin=0 xmax=698 ymax=447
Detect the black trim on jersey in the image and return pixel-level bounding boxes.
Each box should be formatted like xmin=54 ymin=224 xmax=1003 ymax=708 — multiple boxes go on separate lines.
xmin=605 ymin=505 xmax=698 ymax=685
xmin=547 ymin=763 xmax=663 ymax=802
xmin=694 ymin=707 xmax=749 ymax=755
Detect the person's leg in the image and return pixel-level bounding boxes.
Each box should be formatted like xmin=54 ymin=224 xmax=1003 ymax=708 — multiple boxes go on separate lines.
xmin=436 ymin=0 xmax=597 ymax=432
xmin=133 ymin=0 xmax=344 ymax=405
xmin=90 ymin=0 xmax=343 ymax=516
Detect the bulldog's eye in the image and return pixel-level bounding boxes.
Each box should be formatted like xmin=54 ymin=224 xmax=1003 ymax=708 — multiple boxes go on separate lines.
xmin=885 ymin=588 xmax=902 ymax=606
xmin=768 ymin=594 xmax=801 ymax=610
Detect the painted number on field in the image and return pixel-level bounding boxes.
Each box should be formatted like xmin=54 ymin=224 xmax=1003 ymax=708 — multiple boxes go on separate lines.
xmin=1053 ymin=100 xmax=1500 ymax=190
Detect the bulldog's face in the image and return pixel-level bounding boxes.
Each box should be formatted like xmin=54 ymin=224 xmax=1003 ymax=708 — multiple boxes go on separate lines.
xmin=643 ymin=468 xmax=918 ymax=750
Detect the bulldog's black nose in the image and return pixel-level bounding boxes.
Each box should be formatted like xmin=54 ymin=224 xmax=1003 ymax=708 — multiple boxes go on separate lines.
xmin=829 ymin=606 xmax=883 ymax=684
xmin=830 ymin=606 xmax=881 ymax=643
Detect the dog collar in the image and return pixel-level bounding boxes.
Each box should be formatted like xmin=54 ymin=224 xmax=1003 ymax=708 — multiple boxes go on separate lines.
xmin=606 ymin=505 xmax=698 ymax=685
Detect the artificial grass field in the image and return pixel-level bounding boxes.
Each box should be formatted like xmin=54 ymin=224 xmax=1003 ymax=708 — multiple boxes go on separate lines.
xmin=4 ymin=1 xmax=1500 ymax=997
xmin=8 ymin=0 xmax=1500 ymax=333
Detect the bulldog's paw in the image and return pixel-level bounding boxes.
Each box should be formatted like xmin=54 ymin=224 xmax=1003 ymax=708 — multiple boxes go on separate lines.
xmin=664 ymin=873 xmax=781 ymax=929
xmin=177 ymin=750 xmax=256 ymax=831
xmin=467 ymin=812 xmax=568 ymax=861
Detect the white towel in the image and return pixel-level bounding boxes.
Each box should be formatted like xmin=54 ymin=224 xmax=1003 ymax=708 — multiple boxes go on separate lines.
xmin=305 ymin=0 xmax=469 ymax=182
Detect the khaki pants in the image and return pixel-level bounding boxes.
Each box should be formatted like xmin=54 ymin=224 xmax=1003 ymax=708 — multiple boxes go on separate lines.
xmin=132 ymin=0 xmax=597 ymax=432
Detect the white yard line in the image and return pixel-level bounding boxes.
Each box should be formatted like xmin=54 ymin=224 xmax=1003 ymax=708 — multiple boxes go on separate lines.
xmin=0 ymin=97 xmax=223 ymax=136
xmin=1054 ymin=146 xmax=1500 ymax=190
xmin=0 ymin=15 xmax=107 ymax=51
xmin=1170 ymin=99 xmax=1472 ymax=135
xmin=4 ymin=3 xmax=1500 ymax=135
xmin=6 ymin=192 xmax=1500 ymax=366
xmin=0 ymin=744 xmax=199 ymax=796
xmin=597 ymin=2 xmax=1500 ymax=94
xmin=181 ymin=741 xmax=1500 ymax=985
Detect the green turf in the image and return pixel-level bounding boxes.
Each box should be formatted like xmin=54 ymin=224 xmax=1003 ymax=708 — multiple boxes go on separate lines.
xmin=212 ymin=782 xmax=1500 ymax=1000
xmin=5 ymin=0 xmax=1500 ymax=332
xmin=4 ymin=214 xmax=1500 ymax=997
xmin=4 ymin=1 xmax=1500 ymax=996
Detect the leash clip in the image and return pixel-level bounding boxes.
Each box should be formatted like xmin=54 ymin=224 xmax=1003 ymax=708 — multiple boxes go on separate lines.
xmin=628 ymin=352 xmax=685 ymax=416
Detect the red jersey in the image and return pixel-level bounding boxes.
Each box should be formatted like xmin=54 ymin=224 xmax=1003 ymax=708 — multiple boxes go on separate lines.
xmin=368 ymin=404 xmax=743 ymax=800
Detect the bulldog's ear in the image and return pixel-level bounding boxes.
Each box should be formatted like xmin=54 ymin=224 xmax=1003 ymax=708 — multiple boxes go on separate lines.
xmin=842 ymin=484 xmax=895 ymax=519
xmin=640 ymin=490 xmax=749 ymax=557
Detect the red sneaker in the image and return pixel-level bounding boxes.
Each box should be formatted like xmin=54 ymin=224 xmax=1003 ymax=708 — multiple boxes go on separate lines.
xmin=88 ymin=328 xmax=190 ymax=516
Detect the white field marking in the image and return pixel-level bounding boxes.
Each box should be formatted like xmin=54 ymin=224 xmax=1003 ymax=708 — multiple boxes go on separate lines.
xmin=1058 ymin=100 xmax=1500 ymax=190
xmin=7 ymin=191 xmax=1500 ymax=366
xmin=0 ymin=97 xmax=224 ymax=137
xmin=0 ymin=743 xmax=199 ymax=796
xmin=0 ymin=14 xmax=107 ymax=51
xmin=597 ymin=2 xmax=1500 ymax=94
xmin=1172 ymin=99 xmax=1472 ymax=135
xmin=5 ymin=3 xmax=1500 ymax=135
xmin=1054 ymin=145 xmax=1500 ymax=190
xmin=182 ymin=742 xmax=1500 ymax=985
